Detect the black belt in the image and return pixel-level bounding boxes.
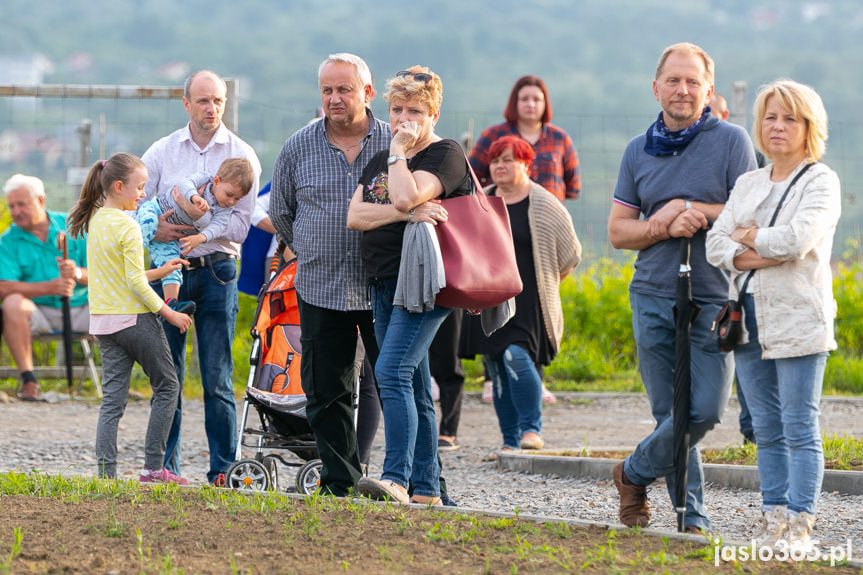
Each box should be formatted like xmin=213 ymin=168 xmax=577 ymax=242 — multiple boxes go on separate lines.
xmin=184 ymin=252 xmax=237 ymax=270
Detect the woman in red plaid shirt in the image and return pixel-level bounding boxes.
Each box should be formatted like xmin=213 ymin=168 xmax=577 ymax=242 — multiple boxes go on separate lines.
xmin=469 ymin=75 xmax=580 ymax=202
xmin=468 ymin=75 xmax=579 ymax=405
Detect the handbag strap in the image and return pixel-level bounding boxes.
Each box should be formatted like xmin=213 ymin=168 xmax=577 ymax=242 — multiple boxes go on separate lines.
xmin=451 ymin=140 xmax=492 ymax=213
xmin=736 ymin=162 xmax=816 ymax=300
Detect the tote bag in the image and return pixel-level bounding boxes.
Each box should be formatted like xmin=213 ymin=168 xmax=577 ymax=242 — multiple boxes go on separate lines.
xmin=434 ymin=155 xmax=522 ymax=309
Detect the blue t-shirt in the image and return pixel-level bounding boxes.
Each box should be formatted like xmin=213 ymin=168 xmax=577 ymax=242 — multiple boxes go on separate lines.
xmin=613 ymin=116 xmax=756 ymax=303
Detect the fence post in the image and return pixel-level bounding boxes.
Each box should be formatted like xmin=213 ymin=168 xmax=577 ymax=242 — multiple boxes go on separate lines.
xmin=224 ymin=78 xmax=239 ymax=133
xmin=729 ymin=81 xmax=748 ymax=128
xmin=76 ymin=119 xmax=92 ymax=167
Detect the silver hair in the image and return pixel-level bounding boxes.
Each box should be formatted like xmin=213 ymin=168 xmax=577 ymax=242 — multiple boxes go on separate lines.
xmin=318 ymin=53 xmax=373 ymax=89
xmin=3 ymin=173 xmax=45 ymax=200
xmin=183 ymin=70 xmax=227 ymax=99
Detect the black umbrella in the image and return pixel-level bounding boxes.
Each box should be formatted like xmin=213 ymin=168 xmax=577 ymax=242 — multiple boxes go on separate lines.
xmin=672 ymin=237 xmax=700 ymax=532
xmin=57 ymin=232 xmax=75 ymax=394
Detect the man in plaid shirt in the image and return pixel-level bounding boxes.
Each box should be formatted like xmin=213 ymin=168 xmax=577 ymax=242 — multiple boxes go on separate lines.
xmin=270 ymin=53 xmax=391 ymax=496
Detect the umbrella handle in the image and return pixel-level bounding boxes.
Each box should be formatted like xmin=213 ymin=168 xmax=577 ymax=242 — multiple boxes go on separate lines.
xmin=57 ymin=231 xmax=69 ymax=259
xmin=678 ymin=238 xmax=691 ymax=271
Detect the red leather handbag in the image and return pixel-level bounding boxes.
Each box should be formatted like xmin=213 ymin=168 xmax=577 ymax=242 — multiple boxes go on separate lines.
xmin=434 ymin=156 xmax=522 ymax=309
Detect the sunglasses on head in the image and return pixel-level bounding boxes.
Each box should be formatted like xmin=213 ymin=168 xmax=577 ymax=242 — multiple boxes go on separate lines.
xmin=395 ymin=70 xmax=433 ymax=83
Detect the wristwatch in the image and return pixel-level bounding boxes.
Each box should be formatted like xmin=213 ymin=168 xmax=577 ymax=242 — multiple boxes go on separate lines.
xmin=74 ymin=267 xmax=83 ymax=282
xmin=387 ymin=155 xmax=406 ymax=166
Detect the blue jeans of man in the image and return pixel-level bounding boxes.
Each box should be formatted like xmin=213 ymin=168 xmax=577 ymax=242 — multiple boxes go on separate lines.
xmin=487 ymin=344 xmax=543 ymax=450
xmin=625 ymin=292 xmax=734 ymax=531
xmin=372 ymin=278 xmax=450 ymax=498
xmin=734 ymin=294 xmax=827 ymax=515
xmin=156 ymin=257 xmax=239 ymax=483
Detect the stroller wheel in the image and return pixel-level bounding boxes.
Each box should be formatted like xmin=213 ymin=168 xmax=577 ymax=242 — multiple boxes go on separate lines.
xmin=263 ymin=455 xmax=280 ymax=492
xmin=226 ymin=459 xmax=270 ymax=491
xmin=296 ymin=459 xmax=323 ymax=495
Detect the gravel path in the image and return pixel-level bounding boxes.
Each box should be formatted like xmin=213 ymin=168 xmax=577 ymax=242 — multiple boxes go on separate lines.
xmin=2 ymin=392 xmax=862 ymax=552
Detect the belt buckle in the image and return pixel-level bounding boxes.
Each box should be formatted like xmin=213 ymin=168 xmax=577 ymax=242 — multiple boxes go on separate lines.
xmin=184 ymin=255 xmax=206 ymax=270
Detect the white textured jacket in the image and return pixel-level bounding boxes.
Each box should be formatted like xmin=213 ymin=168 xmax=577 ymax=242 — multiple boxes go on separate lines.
xmin=706 ymin=160 xmax=840 ymax=359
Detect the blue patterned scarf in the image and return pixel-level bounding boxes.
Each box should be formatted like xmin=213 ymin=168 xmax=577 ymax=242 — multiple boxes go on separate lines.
xmin=644 ymin=107 xmax=711 ymax=157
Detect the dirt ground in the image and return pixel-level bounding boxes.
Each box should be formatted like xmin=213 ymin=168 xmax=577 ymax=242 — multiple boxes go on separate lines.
xmin=1 ymin=489 xmax=857 ymax=574
xmin=2 ymin=394 xmax=862 ymax=573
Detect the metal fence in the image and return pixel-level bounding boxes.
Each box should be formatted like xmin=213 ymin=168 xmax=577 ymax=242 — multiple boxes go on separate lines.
xmin=1 ymin=84 xmax=860 ymax=261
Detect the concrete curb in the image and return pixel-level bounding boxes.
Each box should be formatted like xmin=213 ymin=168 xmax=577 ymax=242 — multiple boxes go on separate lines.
xmin=498 ymin=453 xmax=863 ymax=495
xmin=464 ymin=390 xmax=863 ymax=404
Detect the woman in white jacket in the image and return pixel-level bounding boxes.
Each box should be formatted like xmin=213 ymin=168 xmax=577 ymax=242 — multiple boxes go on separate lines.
xmin=706 ymin=80 xmax=840 ymax=553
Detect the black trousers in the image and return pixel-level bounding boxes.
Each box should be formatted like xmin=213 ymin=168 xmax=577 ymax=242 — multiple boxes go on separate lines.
xmin=357 ymin=355 xmax=380 ymax=466
xmin=296 ymin=294 xmax=378 ymax=496
xmin=428 ymin=310 xmax=465 ymax=437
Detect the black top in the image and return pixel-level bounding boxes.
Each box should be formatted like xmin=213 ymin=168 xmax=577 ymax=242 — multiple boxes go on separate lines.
xmin=461 ymin=195 xmax=553 ymax=366
xmin=359 ymin=139 xmax=472 ymax=281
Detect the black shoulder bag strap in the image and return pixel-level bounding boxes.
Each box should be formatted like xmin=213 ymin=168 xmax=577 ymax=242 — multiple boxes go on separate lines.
xmin=736 ymin=162 xmax=816 ymax=298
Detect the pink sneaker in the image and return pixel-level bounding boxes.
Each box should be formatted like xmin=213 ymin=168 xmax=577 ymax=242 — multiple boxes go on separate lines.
xmin=139 ymin=468 xmax=189 ymax=486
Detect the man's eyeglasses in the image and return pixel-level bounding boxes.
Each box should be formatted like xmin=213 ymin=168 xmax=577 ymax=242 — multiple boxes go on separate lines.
xmin=395 ymin=71 xmax=433 ymax=83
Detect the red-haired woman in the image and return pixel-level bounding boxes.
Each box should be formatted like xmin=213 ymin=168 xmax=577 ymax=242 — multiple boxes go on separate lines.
xmin=466 ymin=135 xmax=581 ymax=450
xmin=469 ymin=76 xmax=581 ymax=404
xmin=469 ymin=75 xmax=580 ymax=202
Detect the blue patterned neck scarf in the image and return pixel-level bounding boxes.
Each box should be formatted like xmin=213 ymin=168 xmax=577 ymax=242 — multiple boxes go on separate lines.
xmin=644 ymin=107 xmax=711 ymax=157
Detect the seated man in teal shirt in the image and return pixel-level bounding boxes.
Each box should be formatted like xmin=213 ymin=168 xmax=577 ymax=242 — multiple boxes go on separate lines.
xmin=0 ymin=174 xmax=89 ymax=401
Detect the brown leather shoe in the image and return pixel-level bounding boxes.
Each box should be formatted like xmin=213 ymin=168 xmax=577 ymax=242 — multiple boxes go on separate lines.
xmin=18 ymin=381 xmax=41 ymax=402
xmin=612 ymin=461 xmax=650 ymax=527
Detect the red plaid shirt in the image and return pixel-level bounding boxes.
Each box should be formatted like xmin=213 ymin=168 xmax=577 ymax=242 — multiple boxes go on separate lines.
xmin=469 ymin=122 xmax=580 ymax=200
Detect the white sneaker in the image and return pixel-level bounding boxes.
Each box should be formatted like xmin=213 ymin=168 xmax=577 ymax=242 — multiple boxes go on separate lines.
xmin=541 ymin=384 xmax=558 ymax=404
xmin=356 ymin=477 xmax=409 ymax=505
xmin=784 ymin=511 xmax=817 ymax=555
xmin=430 ymin=377 xmax=440 ymax=402
xmin=754 ymin=506 xmax=788 ymax=548
xmin=482 ymin=380 xmax=493 ymax=403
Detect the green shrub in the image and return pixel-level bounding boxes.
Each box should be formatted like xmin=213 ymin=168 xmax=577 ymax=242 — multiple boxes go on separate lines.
xmin=547 ymin=257 xmax=636 ymax=382
xmin=231 ymin=293 xmax=258 ymax=392
xmin=9 ymin=241 xmax=863 ymax=398
xmin=833 ymin=243 xmax=863 ymax=356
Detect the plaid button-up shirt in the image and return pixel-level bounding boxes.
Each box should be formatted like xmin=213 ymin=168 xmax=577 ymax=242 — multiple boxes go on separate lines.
xmin=270 ymin=110 xmax=392 ymax=311
xmin=469 ymin=122 xmax=580 ymax=200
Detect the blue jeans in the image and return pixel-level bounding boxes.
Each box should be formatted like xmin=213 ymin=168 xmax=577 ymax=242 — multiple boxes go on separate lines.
xmin=372 ymin=278 xmax=450 ymax=498
xmin=734 ymin=294 xmax=827 ymax=515
xmin=625 ymin=292 xmax=734 ymax=531
xmin=156 ymin=257 xmax=239 ymax=483
xmin=736 ymin=377 xmax=755 ymax=441
xmin=487 ymin=344 xmax=543 ymax=449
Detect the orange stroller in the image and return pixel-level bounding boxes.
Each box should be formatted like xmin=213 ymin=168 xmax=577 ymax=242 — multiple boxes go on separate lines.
xmin=225 ymin=257 xmax=323 ymax=493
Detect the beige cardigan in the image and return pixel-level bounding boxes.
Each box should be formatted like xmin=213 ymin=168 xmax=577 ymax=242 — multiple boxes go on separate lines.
xmin=486 ymin=182 xmax=582 ymax=354
xmin=705 ymin=160 xmax=841 ymax=359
